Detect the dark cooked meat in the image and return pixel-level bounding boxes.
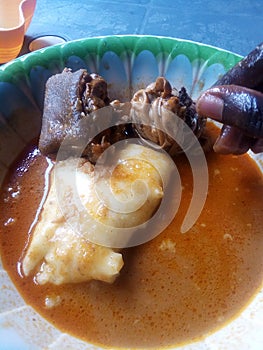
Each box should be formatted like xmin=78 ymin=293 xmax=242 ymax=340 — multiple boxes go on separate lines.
xmin=39 ymin=71 xmax=207 ymax=162
xmin=39 ymin=68 xmax=133 ymax=162
xmin=81 ymin=73 xmax=110 ymax=114
xmin=39 ymin=68 xmax=85 ymax=155
xmin=130 ymin=77 xmax=206 ymax=156
xmin=39 ymin=68 xmax=113 ymax=157
xmin=85 ymin=100 xmax=134 ymax=163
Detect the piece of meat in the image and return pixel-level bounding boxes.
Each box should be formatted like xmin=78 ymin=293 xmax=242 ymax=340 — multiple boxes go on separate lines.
xmin=39 ymin=69 xmax=102 ymax=154
xmin=81 ymin=73 xmax=110 ymax=113
xmin=39 ymin=68 xmax=133 ymax=162
xmin=130 ymin=77 xmax=206 ymax=156
xmin=39 ymin=71 xmax=207 ymax=161
xmin=38 ymin=68 xmax=113 ymax=157
xmin=85 ymin=100 xmax=133 ymax=163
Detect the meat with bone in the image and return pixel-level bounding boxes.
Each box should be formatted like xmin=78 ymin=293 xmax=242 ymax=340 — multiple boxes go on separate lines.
xmin=39 ymin=70 xmax=207 ymax=161
xmin=39 ymin=68 xmax=130 ymax=160
xmin=130 ymin=77 xmax=206 ymax=156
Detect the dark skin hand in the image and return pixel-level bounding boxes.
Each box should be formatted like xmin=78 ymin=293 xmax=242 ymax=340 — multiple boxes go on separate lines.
xmin=196 ymin=42 xmax=263 ymax=154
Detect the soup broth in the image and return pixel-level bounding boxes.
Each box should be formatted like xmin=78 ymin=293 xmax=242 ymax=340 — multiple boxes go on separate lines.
xmin=1 ymin=141 xmax=263 ymax=349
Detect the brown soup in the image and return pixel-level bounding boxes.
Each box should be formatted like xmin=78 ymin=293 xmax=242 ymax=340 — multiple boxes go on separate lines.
xmin=1 ymin=138 xmax=263 ymax=349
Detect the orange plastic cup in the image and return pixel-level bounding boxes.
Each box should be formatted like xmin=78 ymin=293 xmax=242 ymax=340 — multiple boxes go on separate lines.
xmin=0 ymin=0 xmax=36 ymax=64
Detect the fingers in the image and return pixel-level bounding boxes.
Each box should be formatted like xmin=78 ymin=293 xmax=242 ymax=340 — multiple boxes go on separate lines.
xmin=214 ymin=42 xmax=263 ymax=89
xmin=196 ymin=42 xmax=263 ymax=155
xmin=213 ymin=126 xmax=263 ymax=154
xmin=213 ymin=125 xmax=253 ymax=155
xmin=196 ymin=85 xmax=263 ymax=138
xmin=251 ymin=138 xmax=263 ymax=153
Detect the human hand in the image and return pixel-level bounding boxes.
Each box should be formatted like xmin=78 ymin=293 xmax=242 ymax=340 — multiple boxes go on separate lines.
xmin=196 ymin=43 xmax=263 ymax=154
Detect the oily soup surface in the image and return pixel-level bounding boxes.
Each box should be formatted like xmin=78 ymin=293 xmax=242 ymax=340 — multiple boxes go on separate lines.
xmin=1 ymin=145 xmax=263 ymax=348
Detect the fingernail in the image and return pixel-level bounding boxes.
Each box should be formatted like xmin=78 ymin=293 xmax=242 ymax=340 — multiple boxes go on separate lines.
xmin=196 ymin=93 xmax=224 ymax=121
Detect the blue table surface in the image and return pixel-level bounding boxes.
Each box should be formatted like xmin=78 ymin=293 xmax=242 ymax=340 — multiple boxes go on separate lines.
xmin=21 ymin=0 xmax=263 ymax=58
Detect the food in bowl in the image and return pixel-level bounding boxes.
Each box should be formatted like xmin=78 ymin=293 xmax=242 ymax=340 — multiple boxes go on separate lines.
xmin=22 ymin=69 xmax=206 ymax=287
xmin=0 ymin=36 xmax=263 ymax=349
xmin=38 ymin=68 xmax=205 ymax=160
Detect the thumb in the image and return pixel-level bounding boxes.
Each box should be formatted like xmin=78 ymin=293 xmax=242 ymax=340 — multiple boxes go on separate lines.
xmin=196 ymin=85 xmax=263 ymax=138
